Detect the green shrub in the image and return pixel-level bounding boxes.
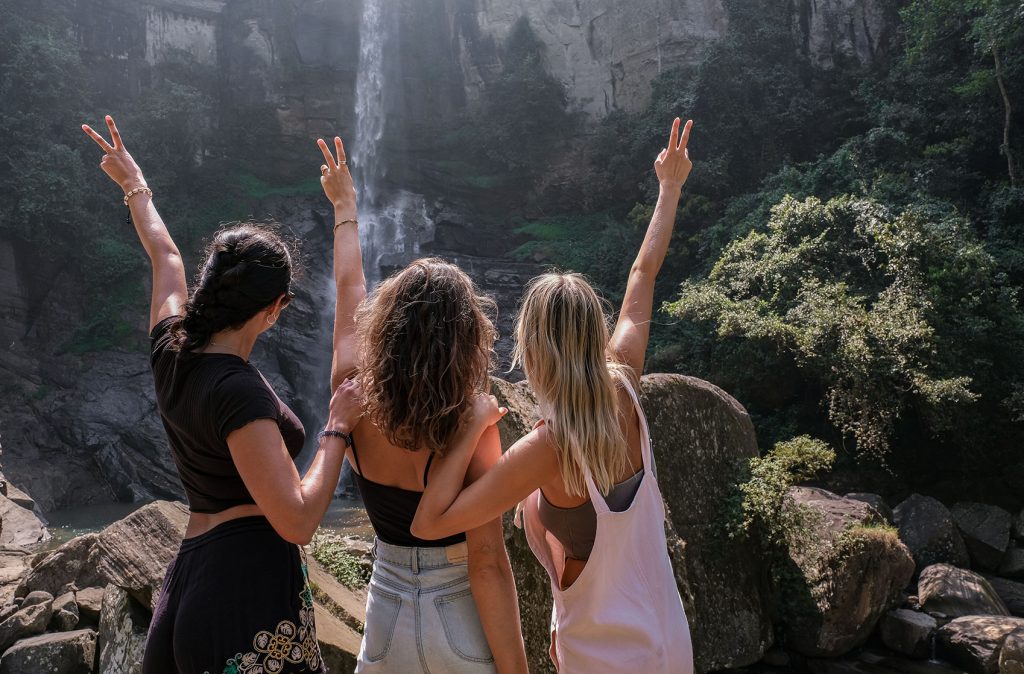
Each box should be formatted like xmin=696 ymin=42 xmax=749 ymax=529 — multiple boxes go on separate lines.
xmin=310 ymin=533 xmax=371 ymax=590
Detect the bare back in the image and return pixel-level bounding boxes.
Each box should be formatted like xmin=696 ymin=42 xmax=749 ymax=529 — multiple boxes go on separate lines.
xmin=348 ymin=421 xmax=434 ymax=490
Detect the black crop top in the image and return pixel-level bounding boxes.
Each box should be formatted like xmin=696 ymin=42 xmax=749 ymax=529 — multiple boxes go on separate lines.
xmin=350 ymin=445 xmax=466 ymax=548
xmin=150 ymin=316 xmax=305 ymax=513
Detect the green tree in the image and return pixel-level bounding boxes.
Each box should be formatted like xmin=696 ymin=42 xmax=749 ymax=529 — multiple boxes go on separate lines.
xmin=666 ymin=195 xmax=1024 ymax=464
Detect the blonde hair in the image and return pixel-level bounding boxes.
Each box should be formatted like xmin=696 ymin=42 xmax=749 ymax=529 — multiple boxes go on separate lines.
xmin=512 ymin=273 xmax=637 ymax=497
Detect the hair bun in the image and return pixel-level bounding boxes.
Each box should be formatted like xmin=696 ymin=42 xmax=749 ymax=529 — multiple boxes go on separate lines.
xmin=170 ymin=224 xmax=296 ymax=352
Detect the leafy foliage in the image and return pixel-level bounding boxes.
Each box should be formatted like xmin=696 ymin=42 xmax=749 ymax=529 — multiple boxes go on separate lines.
xmin=666 ymin=195 xmax=1023 ymax=458
xmin=310 ymin=533 xmax=372 ymax=590
xmin=724 ymin=435 xmax=836 ymax=549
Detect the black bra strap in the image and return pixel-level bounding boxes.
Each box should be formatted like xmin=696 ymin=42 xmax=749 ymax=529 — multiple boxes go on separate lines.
xmin=423 ymin=452 xmax=435 ymax=487
xmin=350 ymin=439 xmax=363 ymax=475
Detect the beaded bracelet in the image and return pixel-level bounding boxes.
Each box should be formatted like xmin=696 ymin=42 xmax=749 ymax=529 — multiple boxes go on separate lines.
xmin=123 ymin=186 xmax=153 ymax=206
xmin=333 ymin=218 xmax=358 ymax=234
xmin=317 ymin=428 xmax=353 ymax=448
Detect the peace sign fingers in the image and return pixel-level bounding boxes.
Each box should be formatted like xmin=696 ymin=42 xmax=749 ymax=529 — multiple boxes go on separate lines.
xmin=105 ymin=115 xmax=124 ymax=150
xmin=318 ymin=138 xmax=339 ymax=171
xmin=81 ymin=115 xmax=146 ymax=191
xmin=82 ymin=124 xmax=115 ymax=154
xmin=334 ymin=137 xmax=348 ymax=168
xmin=676 ymin=119 xmax=693 ymax=154
xmin=316 ymin=137 xmax=357 ymax=213
xmin=653 ymin=117 xmax=694 ymax=190
xmin=668 ymin=117 xmax=680 ymax=156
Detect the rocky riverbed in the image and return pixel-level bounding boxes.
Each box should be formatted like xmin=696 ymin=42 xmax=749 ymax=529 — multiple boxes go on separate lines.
xmin=2 ymin=375 xmax=1023 ymax=673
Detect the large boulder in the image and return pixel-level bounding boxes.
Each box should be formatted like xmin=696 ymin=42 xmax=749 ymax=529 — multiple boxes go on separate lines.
xmin=1002 ymin=628 xmax=1024 ymax=674
xmin=4 ymin=484 xmax=36 ymax=512
xmin=952 ymin=502 xmax=1013 ymax=571
xmin=98 ymin=584 xmax=148 ymax=674
xmin=894 ymin=495 xmax=970 ymax=571
xmin=878 ymin=608 xmax=938 ymax=659
xmin=0 ymin=629 xmax=97 ymax=674
xmin=918 ymin=564 xmax=1009 ymax=617
xmin=19 ymin=501 xmax=188 ymax=611
xmin=0 ymin=493 xmax=48 ymax=549
xmin=0 ymin=600 xmax=53 ymax=652
xmin=937 ymin=616 xmax=1024 ymax=674
xmin=1000 ymin=544 xmax=1024 ymax=580
xmin=75 ymin=587 xmax=105 ymax=624
xmin=50 ymin=591 xmax=80 ymax=632
xmin=779 ymin=487 xmax=914 ymax=657
xmin=0 ymin=550 xmax=31 ymax=600
xmin=987 ymin=576 xmax=1024 ymax=617
xmin=492 ymin=374 xmax=774 ymax=673
xmin=844 ymin=493 xmax=894 ymax=523
xmin=1014 ymin=510 xmax=1024 ymax=543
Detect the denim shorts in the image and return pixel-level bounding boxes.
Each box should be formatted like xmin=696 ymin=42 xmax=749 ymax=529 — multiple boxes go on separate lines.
xmin=355 ymin=539 xmax=497 ymax=673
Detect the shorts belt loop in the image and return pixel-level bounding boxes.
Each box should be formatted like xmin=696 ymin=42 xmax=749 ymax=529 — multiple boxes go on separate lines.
xmin=411 ymin=548 xmax=420 ymax=575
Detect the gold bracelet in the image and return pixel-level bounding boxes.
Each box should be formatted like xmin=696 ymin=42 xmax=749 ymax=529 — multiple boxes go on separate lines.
xmin=123 ymin=186 xmax=153 ymax=206
xmin=333 ymin=218 xmax=358 ymax=233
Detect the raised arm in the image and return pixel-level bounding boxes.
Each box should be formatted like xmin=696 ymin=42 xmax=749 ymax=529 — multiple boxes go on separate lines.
xmin=82 ymin=115 xmax=187 ymax=331
xmin=608 ymin=117 xmax=693 ymax=375
xmin=411 ymin=395 xmax=558 ymax=541
xmin=317 ymin=138 xmax=365 ymax=389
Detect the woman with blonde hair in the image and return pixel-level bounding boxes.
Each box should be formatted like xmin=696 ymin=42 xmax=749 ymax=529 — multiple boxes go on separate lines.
xmin=412 ymin=118 xmax=696 ymax=673
xmin=316 ymin=138 xmax=527 ymax=673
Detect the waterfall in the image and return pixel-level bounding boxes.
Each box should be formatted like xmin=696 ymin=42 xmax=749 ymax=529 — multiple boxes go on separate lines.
xmin=351 ymin=0 xmax=432 ymax=284
xmin=352 ymin=0 xmax=386 ymax=206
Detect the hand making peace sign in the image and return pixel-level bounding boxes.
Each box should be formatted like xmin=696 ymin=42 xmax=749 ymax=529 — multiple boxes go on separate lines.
xmin=654 ymin=117 xmax=693 ymax=190
xmin=317 ymin=136 xmax=357 ymax=220
xmin=82 ymin=115 xmax=147 ymax=193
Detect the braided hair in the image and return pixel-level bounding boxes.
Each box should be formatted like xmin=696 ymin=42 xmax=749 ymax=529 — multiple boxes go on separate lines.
xmin=171 ymin=224 xmax=295 ymax=351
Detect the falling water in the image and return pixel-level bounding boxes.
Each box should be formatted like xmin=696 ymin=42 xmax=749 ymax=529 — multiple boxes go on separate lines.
xmin=350 ymin=0 xmax=431 ymax=283
xmin=352 ymin=0 xmax=396 ymax=282
xmin=352 ymin=0 xmax=386 ymax=206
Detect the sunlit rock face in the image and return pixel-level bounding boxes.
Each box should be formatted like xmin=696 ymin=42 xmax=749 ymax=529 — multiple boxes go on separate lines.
xmin=448 ymin=0 xmax=892 ymax=116
xmin=449 ymin=0 xmax=727 ymax=116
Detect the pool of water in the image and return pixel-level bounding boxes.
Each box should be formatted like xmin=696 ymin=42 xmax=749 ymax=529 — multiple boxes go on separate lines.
xmin=40 ymin=498 xmax=374 ymax=551
xmin=44 ymin=501 xmax=152 ymax=548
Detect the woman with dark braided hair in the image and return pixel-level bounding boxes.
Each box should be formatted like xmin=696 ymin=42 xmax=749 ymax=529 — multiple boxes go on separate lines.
xmin=83 ymin=116 xmax=363 ymax=673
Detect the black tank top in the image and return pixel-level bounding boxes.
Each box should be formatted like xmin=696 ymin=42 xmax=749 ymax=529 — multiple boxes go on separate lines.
xmin=350 ymin=444 xmax=466 ymax=548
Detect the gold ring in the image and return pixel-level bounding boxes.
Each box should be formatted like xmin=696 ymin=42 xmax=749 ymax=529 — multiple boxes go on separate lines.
xmin=320 ymin=165 xmax=329 ymax=175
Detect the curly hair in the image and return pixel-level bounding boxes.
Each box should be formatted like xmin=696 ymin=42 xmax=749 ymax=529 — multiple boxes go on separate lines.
xmin=171 ymin=223 xmax=296 ymax=351
xmin=356 ymin=258 xmax=496 ymax=455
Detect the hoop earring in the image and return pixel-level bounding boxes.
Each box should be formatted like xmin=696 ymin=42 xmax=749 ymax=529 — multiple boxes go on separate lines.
xmin=267 ymin=315 xmax=277 ymax=326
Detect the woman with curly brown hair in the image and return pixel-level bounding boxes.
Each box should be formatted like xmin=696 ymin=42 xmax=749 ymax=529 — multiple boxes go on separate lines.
xmin=316 ymin=138 xmax=527 ymax=674
xmin=82 ymin=117 xmax=364 ymax=674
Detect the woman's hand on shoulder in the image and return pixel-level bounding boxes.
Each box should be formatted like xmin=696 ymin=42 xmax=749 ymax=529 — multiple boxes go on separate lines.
xmin=466 ymin=393 xmax=507 ymax=434
xmin=82 ymin=116 xmax=147 ymax=193
xmin=326 ymin=377 xmax=364 ymax=434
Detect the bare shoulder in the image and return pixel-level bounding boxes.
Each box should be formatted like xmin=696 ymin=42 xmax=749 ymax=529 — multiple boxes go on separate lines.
xmin=496 ymin=424 xmax=559 ymax=476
